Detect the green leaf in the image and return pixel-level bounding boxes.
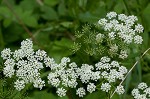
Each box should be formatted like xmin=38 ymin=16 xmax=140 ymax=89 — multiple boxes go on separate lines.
xmin=79 ymin=12 xmax=98 ymax=23
xmin=41 ymin=6 xmax=58 ymax=20
xmin=44 ymin=0 xmax=59 ymax=6
xmin=60 ymin=22 xmax=73 ymax=28
xmin=3 ymin=18 xmax=12 ymax=27
xmin=31 ymin=91 xmax=57 ymax=99
xmin=19 ymin=0 xmax=39 ymax=10
xmin=0 ymin=6 xmax=12 ymax=18
xmin=14 ymin=7 xmax=38 ymax=27
xmin=142 ymin=3 xmax=150 ymax=31
xmin=58 ymin=2 xmax=67 ymax=16
xmin=49 ymin=38 xmax=73 ymax=62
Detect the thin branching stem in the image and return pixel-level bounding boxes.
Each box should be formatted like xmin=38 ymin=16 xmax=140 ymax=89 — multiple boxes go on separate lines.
xmin=2 ymin=0 xmax=43 ymax=49
xmin=110 ymin=47 xmax=150 ymax=98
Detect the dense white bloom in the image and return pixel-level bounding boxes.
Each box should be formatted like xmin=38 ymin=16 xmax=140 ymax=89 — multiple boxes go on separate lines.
xmin=108 ymin=32 xmax=116 ymax=40
xmin=1 ymin=48 xmax=12 ymax=60
xmin=48 ymin=78 xmax=60 ymax=87
xmin=76 ymin=87 xmax=86 ymax=97
xmin=106 ymin=75 xmax=116 ymax=83
xmin=101 ymin=83 xmax=111 ymax=92
xmin=138 ymin=82 xmax=148 ymax=90
xmin=118 ymin=14 xmax=127 ymax=22
xmin=87 ymin=83 xmax=96 ymax=93
xmin=56 ymin=88 xmax=67 ymax=97
xmin=116 ymin=85 xmax=125 ymax=95
xmin=97 ymin=12 xmax=143 ymax=60
xmin=68 ymin=79 xmax=78 ymax=88
xmin=14 ymin=80 xmax=25 ymax=91
xmin=21 ymin=39 xmax=33 ymax=49
xmin=134 ymin=35 xmax=143 ymax=44
xmin=135 ymin=24 xmax=144 ymax=33
xmin=119 ymin=50 xmax=128 ymax=59
xmin=35 ymin=50 xmax=47 ymax=61
xmin=109 ymin=44 xmax=118 ymax=53
xmin=60 ymin=57 xmax=70 ymax=66
xmin=132 ymin=82 xmax=150 ymax=99
xmin=101 ymin=71 xmax=109 ymax=78
xmin=33 ymin=79 xmax=45 ymax=90
xmin=3 ymin=65 xmax=15 ymax=78
xmin=3 ymin=59 xmax=15 ymax=78
xmin=69 ymin=62 xmax=77 ymax=68
xmin=118 ymin=66 xmax=128 ymax=74
xmin=132 ymin=88 xmax=140 ymax=97
xmin=106 ymin=12 xmax=117 ymax=19
xmin=110 ymin=61 xmax=120 ymax=68
xmin=98 ymin=18 xmax=107 ymax=25
xmin=123 ymin=35 xmax=133 ymax=44
xmin=144 ymin=87 xmax=150 ymax=97
xmin=13 ymin=49 xmax=24 ymax=60
xmin=101 ymin=56 xmax=111 ymax=63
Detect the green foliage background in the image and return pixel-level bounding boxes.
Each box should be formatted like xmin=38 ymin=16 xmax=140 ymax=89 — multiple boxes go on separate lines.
xmin=0 ymin=0 xmax=150 ymax=99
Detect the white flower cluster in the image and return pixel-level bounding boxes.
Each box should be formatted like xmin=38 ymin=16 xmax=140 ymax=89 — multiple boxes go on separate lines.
xmin=47 ymin=57 xmax=78 ymax=97
xmin=132 ymin=82 xmax=150 ymax=99
xmin=97 ymin=12 xmax=144 ymax=59
xmin=95 ymin=56 xmax=127 ymax=94
xmin=1 ymin=39 xmax=128 ymax=97
xmin=1 ymin=39 xmax=45 ymax=90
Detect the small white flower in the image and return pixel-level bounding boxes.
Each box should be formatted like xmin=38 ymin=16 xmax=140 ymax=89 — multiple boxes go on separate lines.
xmin=21 ymin=39 xmax=33 ymax=49
xmin=101 ymin=83 xmax=111 ymax=92
xmin=87 ymin=83 xmax=96 ymax=93
xmin=1 ymin=48 xmax=12 ymax=60
xmin=119 ymin=50 xmax=128 ymax=59
xmin=118 ymin=14 xmax=127 ymax=22
xmin=109 ymin=44 xmax=118 ymax=53
xmin=14 ymin=80 xmax=25 ymax=91
xmin=144 ymin=87 xmax=150 ymax=97
xmin=134 ymin=35 xmax=143 ymax=44
xmin=135 ymin=24 xmax=144 ymax=33
xmin=69 ymin=62 xmax=77 ymax=68
xmin=68 ymin=79 xmax=78 ymax=88
xmin=13 ymin=49 xmax=24 ymax=60
xmin=118 ymin=66 xmax=128 ymax=74
xmin=76 ymin=87 xmax=86 ymax=97
xmin=108 ymin=32 xmax=116 ymax=40
xmin=33 ymin=79 xmax=45 ymax=90
xmin=56 ymin=87 xmax=67 ymax=97
xmin=101 ymin=56 xmax=111 ymax=63
xmin=138 ymin=82 xmax=148 ymax=90
xmin=104 ymin=23 xmax=113 ymax=31
xmin=110 ymin=61 xmax=120 ymax=68
xmin=35 ymin=50 xmax=47 ymax=61
xmin=132 ymin=88 xmax=140 ymax=97
xmin=123 ymin=35 xmax=133 ymax=44
xmin=3 ymin=59 xmax=15 ymax=78
xmin=116 ymin=85 xmax=125 ymax=95
xmin=98 ymin=18 xmax=107 ymax=26
xmin=106 ymin=12 xmax=117 ymax=19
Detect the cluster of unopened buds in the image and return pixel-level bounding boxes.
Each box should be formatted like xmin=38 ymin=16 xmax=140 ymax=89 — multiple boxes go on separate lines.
xmin=0 ymin=11 xmax=148 ymax=98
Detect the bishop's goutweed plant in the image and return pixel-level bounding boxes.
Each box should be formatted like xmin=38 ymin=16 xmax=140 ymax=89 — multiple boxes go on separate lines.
xmin=1 ymin=12 xmax=150 ymax=99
